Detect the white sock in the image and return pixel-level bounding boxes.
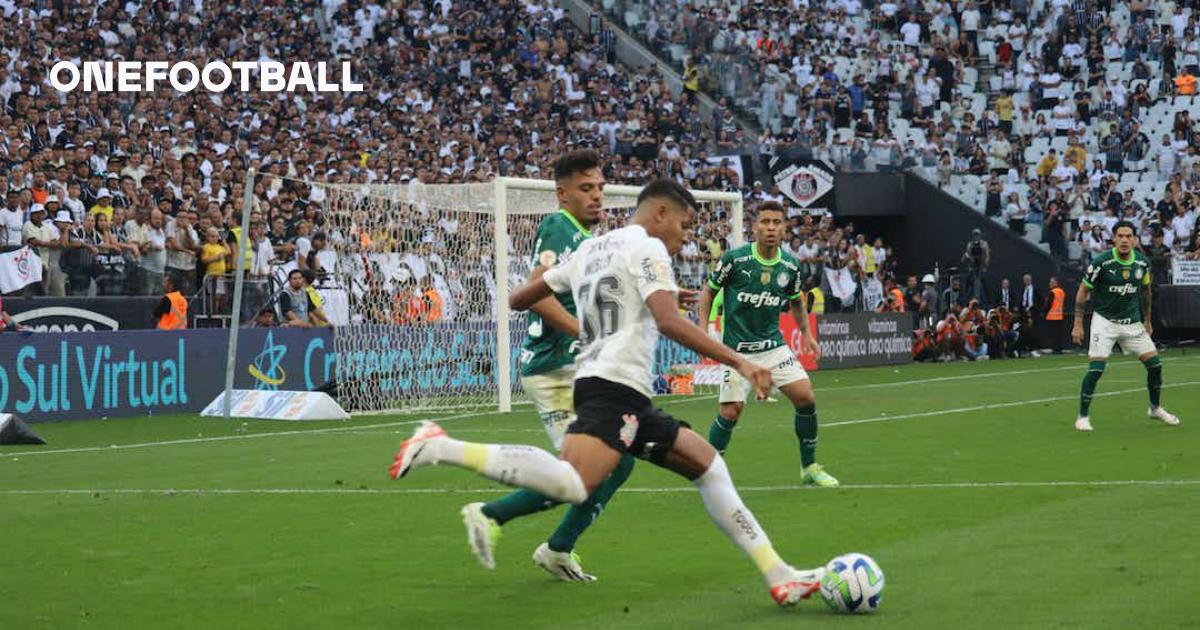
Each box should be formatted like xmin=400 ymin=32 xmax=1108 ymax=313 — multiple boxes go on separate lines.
xmin=693 ymin=455 xmax=793 ymax=586
xmin=432 ymin=437 xmax=587 ymax=504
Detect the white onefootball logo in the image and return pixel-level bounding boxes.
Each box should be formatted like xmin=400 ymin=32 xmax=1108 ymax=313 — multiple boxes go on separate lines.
xmin=49 ymin=61 xmax=363 ymax=93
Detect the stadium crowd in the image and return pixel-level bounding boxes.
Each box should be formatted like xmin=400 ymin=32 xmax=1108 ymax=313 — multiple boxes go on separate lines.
xmin=7 ymin=0 xmax=1192 ymax=340
xmin=0 ymin=0 xmax=899 ymax=326
xmin=605 ymin=0 xmax=1200 ymax=267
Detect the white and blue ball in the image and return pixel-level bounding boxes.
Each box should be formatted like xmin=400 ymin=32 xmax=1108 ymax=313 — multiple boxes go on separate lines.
xmin=819 ymin=553 xmax=884 ymax=613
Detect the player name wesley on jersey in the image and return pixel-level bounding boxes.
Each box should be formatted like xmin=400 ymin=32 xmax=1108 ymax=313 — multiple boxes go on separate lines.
xmin=543 ymin=224 xmax=678 ymax=398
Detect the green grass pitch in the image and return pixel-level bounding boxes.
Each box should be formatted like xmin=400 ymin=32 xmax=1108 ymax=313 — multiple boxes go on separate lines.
xmin=2 ymin=351 xmax=1198 ymax=629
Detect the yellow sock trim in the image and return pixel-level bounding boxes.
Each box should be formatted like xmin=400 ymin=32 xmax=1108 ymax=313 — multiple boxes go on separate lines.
xmin=462 ymin=443 xmax=489 ymax=473
xmin=750 ymin=544 xmax=785 ymax=576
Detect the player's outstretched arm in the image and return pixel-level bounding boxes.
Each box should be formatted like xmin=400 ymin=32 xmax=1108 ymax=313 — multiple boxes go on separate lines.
xmin=1071 ymin=283 xmax=1090 ymax=346
xmin=1140 ymin=280 xmax=1153 ymax=336
xmin=646 ymin=290 xmax=772 ymax=399
xmin=789 ymin=298 xmax=821 ymax=358
xmin=525 ymin=265 xmax=581 ymax=337
xmin=510 ymin=274 xmax=557 ymax=312
xmin=698 ymin=284 xmax=719 ymax=340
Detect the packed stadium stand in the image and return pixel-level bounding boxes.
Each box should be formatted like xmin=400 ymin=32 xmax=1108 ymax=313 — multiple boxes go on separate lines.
xmin=1 ymin=0 xmax=1197 ymax=323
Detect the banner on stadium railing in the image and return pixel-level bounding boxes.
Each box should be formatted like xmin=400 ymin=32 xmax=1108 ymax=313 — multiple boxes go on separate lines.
xmin=0 ymin=328 xmax=334 ymax=422
xmin=810 ymin=313 xmax=913 ymax=369
xmin=767 ymin=156 xmax=836 ymax=212
xmin=0 ymin=314 xmax=915 ymax=421
xmin=0 ymin=247 xmax=43 ymax=293
xmin=0 ymin=321 xmax=718 ymax=421
xmin=1173 ymin=259 xmax=1200 ymax=285
xmin=691 ymin=312 xmax=909 ymax=383
xmin=4 ymin=296 xmax=163 ymax=331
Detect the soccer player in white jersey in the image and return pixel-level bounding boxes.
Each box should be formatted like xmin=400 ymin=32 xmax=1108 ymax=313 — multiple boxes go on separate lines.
xmin=390 ymin=179 xmax=827 ymax=606
xmin=462 ymin=150 xmax=635 ymax=582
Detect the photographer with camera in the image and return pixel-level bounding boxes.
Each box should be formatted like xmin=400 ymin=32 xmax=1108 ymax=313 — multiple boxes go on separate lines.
xmin=961 ymin=228 xmax=991 ymax=303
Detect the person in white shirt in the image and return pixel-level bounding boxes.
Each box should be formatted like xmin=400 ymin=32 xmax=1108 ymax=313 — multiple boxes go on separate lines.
xmin=1156 ymin=134 xmax=1179 ymax=178
xmin=1081 ymin=223 xmax=1108 ymax=263
xmin=45 ymin=209 xmax=73 ymax=296
xmin=1039 ymin=70 xmax=1062 ymax=107
xmin=21 ymin=204 xmax=57 ymax=295
xmin=1172 ymin=7 xmax=1189 ymax=40
xmin=1004 ymin=192 xmax=1027 ymax=234
xmin=0 ymin=191 xmax=23 ymax=248
xmin=1051 ymin=101 xmax=1075 ymax=135
xmin=389 ymin=179 xmax=826 ymax=608
xmin=140 ymin=210 xmax=168 ymax=294
xmin=1172 ymin=206 xmax=1197 ymax=244
xmin=901 ymin=15 xmax=922 ymax=49
xmin=1051 ymin=163 xmax=1078 ymax=191
xmin=1008 ymin=22 xmax=1027 ymax=59
xmin=61 ymin=182 xmax=87 ymax=223
xmin=961 ymin=3 xmax=981 ymax=47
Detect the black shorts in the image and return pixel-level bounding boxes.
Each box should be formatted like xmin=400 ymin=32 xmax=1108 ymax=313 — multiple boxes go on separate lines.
xmin=568 ymin=377 xmax=688 ymax=463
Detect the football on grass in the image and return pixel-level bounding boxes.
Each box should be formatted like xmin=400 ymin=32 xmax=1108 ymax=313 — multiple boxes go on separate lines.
xmin=819 ymin=553 xmax=885 ymax=613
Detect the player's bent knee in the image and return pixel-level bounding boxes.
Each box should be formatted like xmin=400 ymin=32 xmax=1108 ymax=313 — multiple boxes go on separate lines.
xmin=560 ymin=433 xmax=624 ymax=495
xmin=720 ymin=402 xmax=744 ymax=421
xmin=661 ymin=429 xmax=719 ymax=481
xmin=791 ymin=390 xmax=816 ymax=408
xmin=554 ymin=461 xmax=589 ymax=504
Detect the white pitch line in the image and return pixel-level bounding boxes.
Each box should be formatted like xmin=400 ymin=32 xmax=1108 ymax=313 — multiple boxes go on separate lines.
xmin=3 ymin=408 xmax=485 ymax=457
xmin=2 ymin=479 xmax=1198 ymax=496
xmin=818 ymin=355 xmax=1200 ymax=391
xmin=823 ymin=380 xmax=1199 ymax=428
xmin=4 ymin=361 xmax=1194 ymax=457
xmin=1 ymin=395 xmax=718 ymax=458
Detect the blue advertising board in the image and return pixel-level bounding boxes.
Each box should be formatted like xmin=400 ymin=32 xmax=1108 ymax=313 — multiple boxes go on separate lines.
xmin=0 ymin=328 xmax=333 ymax=422
xmin=0 ymin=322 xmax=703 ymax=422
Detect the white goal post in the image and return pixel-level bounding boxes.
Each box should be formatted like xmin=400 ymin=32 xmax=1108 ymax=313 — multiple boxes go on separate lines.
xmin=225 ymin=174 xmax=743 ymax=417
xmin=491 ymin=177 xmax=744 ymax=413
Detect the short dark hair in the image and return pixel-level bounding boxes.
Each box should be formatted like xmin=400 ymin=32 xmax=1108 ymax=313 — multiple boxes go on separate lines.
xmin=755 ymin=200 xmax=786 ymax=219
xmin=637 ymin=178 xmax=698 ymax=212
xmin=553 ymin=150 xmax=602 ymax=181
xmin=1113 ymin=220 xmax=1137 ymax=236
xmin=288 ymin=269 xmax=304 ymax=280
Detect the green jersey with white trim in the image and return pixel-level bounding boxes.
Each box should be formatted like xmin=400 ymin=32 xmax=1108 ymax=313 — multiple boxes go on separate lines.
xmin=708 ymin=243 xmax=805 ymax=353
xmin=1082 ymin=248 xmax=1150 ymax=324
xmin=519 ymin=210 xmax=592 ymax=376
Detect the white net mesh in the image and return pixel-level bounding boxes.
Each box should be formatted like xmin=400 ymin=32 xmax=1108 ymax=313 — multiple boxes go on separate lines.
xmin=310 ymin=178 xmax=738 ymax=414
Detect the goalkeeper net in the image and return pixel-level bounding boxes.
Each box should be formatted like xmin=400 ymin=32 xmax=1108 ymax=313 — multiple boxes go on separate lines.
xmin=309 ymin=177 xmax=742 ymax=414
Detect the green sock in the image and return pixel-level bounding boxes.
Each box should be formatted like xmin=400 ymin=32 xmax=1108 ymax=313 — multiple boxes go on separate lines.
xmin=482 ymin=489 xmax=558 ymax=525
xmin=708 ymin=414 xmax=737 ymax=454
xmin=794 ymin=405 xmax=818 ymax=468
xmin=1143 ymin=355 xmax=1162 ymax=408
xmin=1080 ymin=361 xmax=1106 ymax=416
xmin=548 ymin=454 xmax=635 ymax=553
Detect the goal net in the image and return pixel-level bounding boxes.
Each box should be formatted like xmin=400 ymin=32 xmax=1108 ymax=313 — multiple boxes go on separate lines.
xmin=309 ymin=177 xmax=742 ymax=414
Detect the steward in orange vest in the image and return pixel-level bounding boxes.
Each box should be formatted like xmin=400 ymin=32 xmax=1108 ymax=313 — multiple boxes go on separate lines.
xmin=1044 ymin=277 xmax=1066 ymax=353
xmin=155 ymin=275 xmax=188 ymax=330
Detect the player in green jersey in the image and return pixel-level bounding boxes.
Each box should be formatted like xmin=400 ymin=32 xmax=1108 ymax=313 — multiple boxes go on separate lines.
xmin=698 ymin=201 xmax=838 ymax=486
xmin=1072 ymin=220 xmax=1181 ymax=431
xmin=461 ymin=150 xmax=637 ymax=580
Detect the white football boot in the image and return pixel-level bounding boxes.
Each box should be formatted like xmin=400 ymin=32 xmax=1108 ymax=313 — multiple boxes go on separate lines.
xmin=532 ymin=542 xmax=597 ymax=582
xmin=1149 ymin=406 xmax=1181 ymax=426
